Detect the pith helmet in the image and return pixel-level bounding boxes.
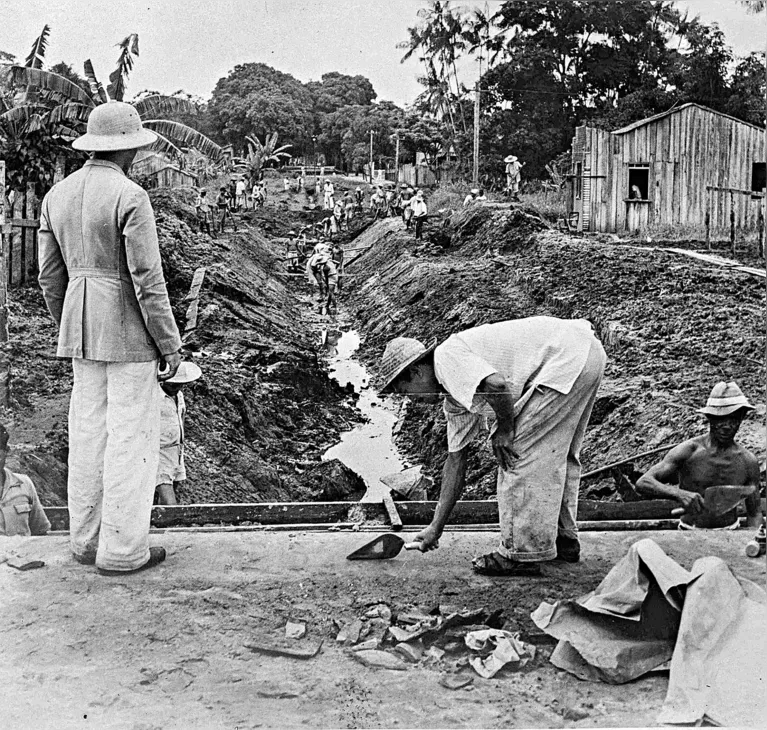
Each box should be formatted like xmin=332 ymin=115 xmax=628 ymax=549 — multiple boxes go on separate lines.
xmin=73 ymin=101 xmax=157 ymax=152
xmin=165 ymin=361 xmax=202 ymax=385
xmin=379 ymin=337 xmax=437 ymax=393
xmin=697 ymin=381 xmax=755 ymax=416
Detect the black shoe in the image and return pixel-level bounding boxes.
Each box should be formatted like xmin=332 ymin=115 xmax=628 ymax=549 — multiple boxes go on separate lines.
xmin=73 ymin=552 xmax=96 ymax=565
xmin=555 ymin=536 xmax=580 ymax=563
xmin=97 ymin=547 xmax=167 ymax=576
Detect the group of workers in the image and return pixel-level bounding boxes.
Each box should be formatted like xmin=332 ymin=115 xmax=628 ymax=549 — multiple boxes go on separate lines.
xmin=5 ymin=104 xmax=762 ymax=579
xmin=194 ymin=177 xmax=268 ymax=236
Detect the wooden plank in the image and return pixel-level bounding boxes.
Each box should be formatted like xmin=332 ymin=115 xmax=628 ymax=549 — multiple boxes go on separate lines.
xmin=44 ymin=499 xmax=687 ymax=531
xmin=10 ymin=191 xmax=23 ymax=285
xmin=9 ymin=218 xmax=40 ymax=228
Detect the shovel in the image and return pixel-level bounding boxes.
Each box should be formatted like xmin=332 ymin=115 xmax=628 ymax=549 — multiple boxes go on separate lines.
xmin=671 ymin=484 xmax=756 ymax=517
xmin=346 ymin=534 xmax=423 ymax=561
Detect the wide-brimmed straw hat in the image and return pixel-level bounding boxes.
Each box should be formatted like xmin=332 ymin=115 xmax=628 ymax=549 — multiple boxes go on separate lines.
xmin=72 ymin=101 xmax=157 ymax=152
xmin=165 ymin=361 xmax=202 ymax=385
xmin=697 ymin=381 xmax=754 ymax=416
xmin=504 ymin=155 xmax=518 ymax=163
xmin=378 ymin=337 xmax=437 ymax=393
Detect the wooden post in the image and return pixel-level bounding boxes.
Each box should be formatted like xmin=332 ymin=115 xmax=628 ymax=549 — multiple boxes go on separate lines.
xmin=0 ymin=162 xmax=10 ymax=407
xmin=705 ymin=208 xmax=710 ymax=251
xmin=24 ymin=181 xmax=37 ymax=283
xmin=730 ymin=191 xmax=736 ymax=256
xmin=758 ymin=206 xmax=765 ymax=259
xmin=472 ymin=79 xmax=480 ymax=187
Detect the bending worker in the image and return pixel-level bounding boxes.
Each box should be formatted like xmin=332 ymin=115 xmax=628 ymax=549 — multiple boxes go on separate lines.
xmin=378 ymin=316 xmax=606 ymax=576
xmin=38 ymin=102 xmax=182 ymax=575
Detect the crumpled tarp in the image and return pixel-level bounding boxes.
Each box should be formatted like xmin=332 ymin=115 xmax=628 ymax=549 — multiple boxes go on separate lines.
xmin=464 ymin=628 xmax=535 ymax=678
xmin=531 ymin=538 xmax=767 ymax=727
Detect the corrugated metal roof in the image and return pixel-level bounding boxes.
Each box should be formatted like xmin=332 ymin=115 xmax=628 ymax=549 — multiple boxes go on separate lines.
xmin=612 ymin=102 xmax=765 ymax=135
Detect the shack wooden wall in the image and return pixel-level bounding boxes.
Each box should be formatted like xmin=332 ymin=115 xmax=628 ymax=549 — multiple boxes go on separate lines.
xmin=574 ymin=106 xmax=765 ymax=233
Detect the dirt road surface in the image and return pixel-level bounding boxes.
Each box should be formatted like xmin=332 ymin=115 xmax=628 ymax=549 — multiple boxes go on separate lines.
xmin=2 ymin=529 xmax=763 ymax=729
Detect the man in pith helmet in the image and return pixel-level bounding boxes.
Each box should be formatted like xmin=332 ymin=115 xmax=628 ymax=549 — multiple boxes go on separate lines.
xmin=38 ymin=101 xmax=183 ymax=575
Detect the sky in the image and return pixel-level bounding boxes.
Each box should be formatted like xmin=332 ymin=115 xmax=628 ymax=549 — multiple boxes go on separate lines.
xmin=0 ymin=0 xmax=764 ymax=108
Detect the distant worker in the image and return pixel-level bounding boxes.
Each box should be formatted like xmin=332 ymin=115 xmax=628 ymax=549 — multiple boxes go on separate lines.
xmin=333 ymin=197 xmax=345 ymax=232
xmin=216 ymin=186 xmax=237 ymax=233
xmin=401 ymin=186 xmax=414 ymax=229
xmin=377 ymin=316 xmax=606 ymax=576
xmin=195 ymin=189 xmax=214 ymax=237
xmin=343 ymin=191 xmax=355 ymax=228
xmin=505 ymin=155 xmax=523 ymax=200
xmin=637 ymin=382 xmax=761 ymax=529
xmin=463 ymin=188 xmax=480 ymax=207
xmin=476 ymin=189 xmax=488 ymax=203
xmin=235 ymin=177 xmax=247 ymax=211
xmin=323 ymin=179 xmax=335 ymax=210
xmin=0 ymin=424 xmax=50 ymax=537
xmin=38 ymin=101 xmax=182 ymax=574
xmin=370 ymin=187 xmax=385 ymax=219
xmin=307 ymin=241 xmax=339 ymax=313
xmin=155 ymin=362 xmax=202 ymax=506
xmin=411 ymin=189 xmax=428 ymax=240
xmin=631 ymin=184 xmax=642 ymax=200
xmin=354 ymin=186 xmax=364 ymax=213
xmin=331 ymin=240 xmax=344 ymax=292
xmin=283 ymin=176 xmax=291 ymax=193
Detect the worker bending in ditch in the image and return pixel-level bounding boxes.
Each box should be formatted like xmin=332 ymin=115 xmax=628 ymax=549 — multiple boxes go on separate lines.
xmin=637 ymin=381 xmax=761 ymax=529
xmin=378 ymin=316 xmax=606 ymax=576
xmin=38 ymin=102 xmax=181 ymax=575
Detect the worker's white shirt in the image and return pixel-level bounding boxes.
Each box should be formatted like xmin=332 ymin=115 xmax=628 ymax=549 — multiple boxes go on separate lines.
xmin=235 ymin=180 xmax=246 ymax=195
xmin=411 ymin=199 xmax=427 ymax=216
xmin=435 ymin=317 xmax=595 ymax=452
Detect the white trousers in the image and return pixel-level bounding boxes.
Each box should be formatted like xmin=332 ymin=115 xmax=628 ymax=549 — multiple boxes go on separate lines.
xmin=68 ymin=358 xmax=161 ymax=571
xmin=497 ymin=338 xmax=606 ymax=562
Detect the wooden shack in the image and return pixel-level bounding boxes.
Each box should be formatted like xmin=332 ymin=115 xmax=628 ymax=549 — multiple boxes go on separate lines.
xmin=131 ymin=152 xmax=198 ymax=189
xmin=568 ymin=103 xmax=765 ymax=235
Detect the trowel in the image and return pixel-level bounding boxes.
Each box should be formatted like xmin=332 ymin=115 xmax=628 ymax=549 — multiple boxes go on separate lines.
xmin=671 ymin=484 xmax=757 ymax=517
xmin=346 ymin=534 xmax=423 ymax=560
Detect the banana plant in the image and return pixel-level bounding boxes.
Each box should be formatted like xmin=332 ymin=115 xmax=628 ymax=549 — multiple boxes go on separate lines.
xmin=233 ymin=132 xmax=292 ymax=178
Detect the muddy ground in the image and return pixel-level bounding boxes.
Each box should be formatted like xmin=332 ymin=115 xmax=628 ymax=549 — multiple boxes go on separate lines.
xmin=345 ymin=205 xmax=765 ymax=498
xmin=3 ymin=178 xmax=765 ymax=506
xmin=3 ymin=528 xmax=764 ymax=729
xmin=4 ymin=175 xmax=371 ymax=505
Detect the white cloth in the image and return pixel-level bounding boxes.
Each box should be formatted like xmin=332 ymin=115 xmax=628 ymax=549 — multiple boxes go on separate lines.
xmin=411 ymin=198 xmax=427 ymax=217
xmin=68 ymin=358 xmax=161 ymax=571
xmin=435 ymin=317 xmax=595 ymax=452
xmin=157 ymin=390 xmax=186 ymax=485
xmin=532 ymin=538 xmax=767 ymax=727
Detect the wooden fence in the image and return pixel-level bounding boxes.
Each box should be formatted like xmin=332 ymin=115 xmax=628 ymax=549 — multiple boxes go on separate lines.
xmin=0 ymin=161 xmax=41 ymax=287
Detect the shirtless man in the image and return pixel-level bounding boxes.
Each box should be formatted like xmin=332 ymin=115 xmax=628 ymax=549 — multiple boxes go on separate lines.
xmin=637 ymin=381 xmax=761 ymax=529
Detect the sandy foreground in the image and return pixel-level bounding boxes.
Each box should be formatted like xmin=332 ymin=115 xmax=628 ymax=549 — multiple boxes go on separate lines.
xmin=2 ymin=528 xmax=763 ymax=729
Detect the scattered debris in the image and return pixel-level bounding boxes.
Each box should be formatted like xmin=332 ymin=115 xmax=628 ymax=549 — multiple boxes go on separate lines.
xmin=335 ymin=619 xmax=364 ymax=645
xmin=393 ymin=641 xmax=423 ymax=664
xmin=350 ymin=638 xmax=379 ymax=652
xmin=351 ymin=650 xmax=408 ymax=671
xmin=438 ymin=674 xmax=474 ymax=690
xmin=285 ymin=621 xmax=306 ymax=640
xmin=244 ymin=637 xmax=323 ymax=660
xmin=464 ymin=629 xmax=536 ymax=679
xmin=7 ymin=557 xmax=45 ymax=571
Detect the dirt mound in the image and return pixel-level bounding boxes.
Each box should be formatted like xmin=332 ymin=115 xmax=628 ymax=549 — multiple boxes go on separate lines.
xmin=4 ymin=185 xmax=361 ymax=504
xmin=345 ymin=209 xmax=765 ymax=500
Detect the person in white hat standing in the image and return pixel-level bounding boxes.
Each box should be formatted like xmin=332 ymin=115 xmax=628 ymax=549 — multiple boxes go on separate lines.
xmin=155 ymin=361 xmax=202 ymax=506
xmin=637 ymin=381 xmax=761 ymax=529
xmin=38 ymin=101 xmax=183 ymax=575
xmin=378 ymin=316 xmax=606 ymax=576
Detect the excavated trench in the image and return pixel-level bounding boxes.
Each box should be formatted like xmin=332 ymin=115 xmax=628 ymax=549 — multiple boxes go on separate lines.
xmin=7 ymin=182 xmax=764 ymax=508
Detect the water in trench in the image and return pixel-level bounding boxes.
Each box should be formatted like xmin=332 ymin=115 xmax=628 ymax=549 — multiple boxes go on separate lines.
xmin=321 ymin=329 xmax=411 ymax=502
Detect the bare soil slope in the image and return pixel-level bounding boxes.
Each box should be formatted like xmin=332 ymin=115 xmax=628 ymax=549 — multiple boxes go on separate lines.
xmin=345 ymin=205 xmax=766 ymax=498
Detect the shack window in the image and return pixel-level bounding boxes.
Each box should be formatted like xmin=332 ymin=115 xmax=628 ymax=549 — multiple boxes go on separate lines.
xmin=752 ymin=162 xmax=766 ymax=193
xmin=628 ymin=167 xmax=649 ymax=200
xmin=574 ymin=162 xmax=582 ymax=199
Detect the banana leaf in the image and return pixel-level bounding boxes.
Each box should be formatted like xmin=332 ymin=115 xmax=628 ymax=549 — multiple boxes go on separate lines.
xmin=132 ymin=94 xmax=198 ymax=119
xmin=25 ymin=25 xmax=50 ymax=69
xmin=83 ymin=60 xmax=109 ymax=104
xmin=142 ymin=119 xmax=223 ymax=160
xmin=2 ymin=65 xmax=95 ymax=107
